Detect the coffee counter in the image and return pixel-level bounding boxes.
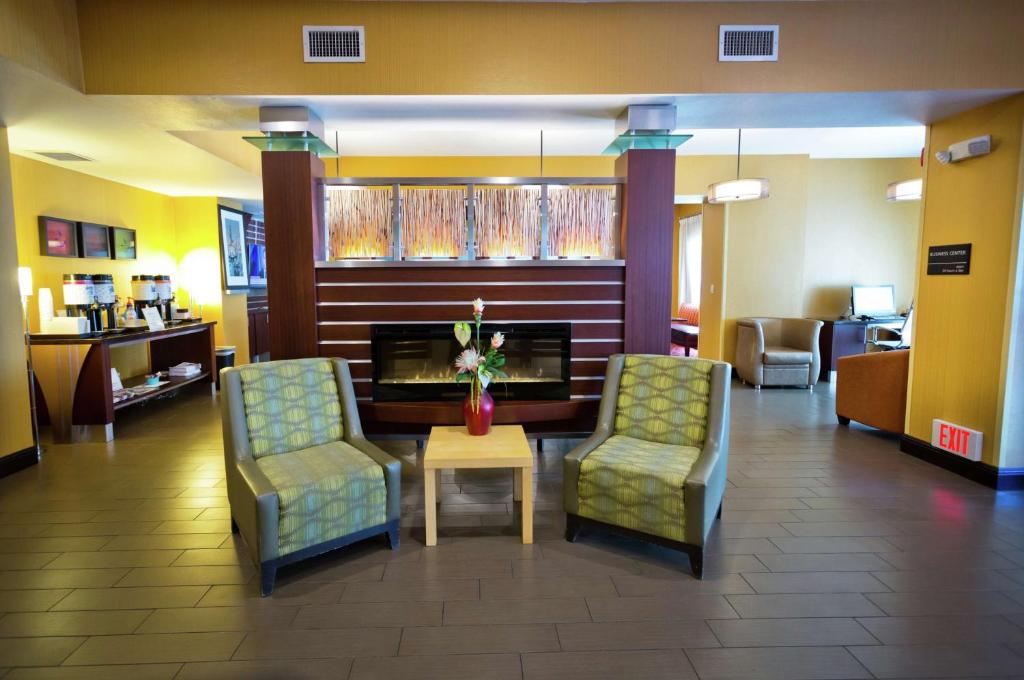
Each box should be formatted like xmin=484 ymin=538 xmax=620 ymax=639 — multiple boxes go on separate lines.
xmin=29 ymin=321 xmax=216 ymax=442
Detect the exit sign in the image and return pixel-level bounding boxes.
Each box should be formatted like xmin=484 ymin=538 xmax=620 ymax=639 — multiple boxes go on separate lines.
xmin=931 ymin=419 xmax=983 ymax=461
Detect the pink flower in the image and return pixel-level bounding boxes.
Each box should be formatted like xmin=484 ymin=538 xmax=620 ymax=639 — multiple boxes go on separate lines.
xmin=472 ymin=298 xmax=485 ymax=314
xmin=490 ymin=332 xmax=504 ymax=349
xmin=455 ymin=348 xmax=481 ymax=374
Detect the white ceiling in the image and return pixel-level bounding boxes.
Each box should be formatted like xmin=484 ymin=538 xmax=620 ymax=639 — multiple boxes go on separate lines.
xmin=0 ymin=56 xmax=1014 ymax=201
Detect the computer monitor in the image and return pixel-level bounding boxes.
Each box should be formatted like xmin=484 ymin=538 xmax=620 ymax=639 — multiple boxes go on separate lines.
xmin=851 ymin=285 xmax=896 ymax=318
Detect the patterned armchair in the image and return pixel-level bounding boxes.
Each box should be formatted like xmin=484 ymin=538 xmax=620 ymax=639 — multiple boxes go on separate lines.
xmin=563 ymin=354 xmax=730 ymax=578
xmin=221 ymin=358 xmax=401 ymax=596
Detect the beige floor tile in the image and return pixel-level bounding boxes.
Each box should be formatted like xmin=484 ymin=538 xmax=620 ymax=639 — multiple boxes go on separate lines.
xmin=480 ymin=576 xmax=616 ymax=599
xmin=135 ymin=605 xmax=298 ymax=633
xmin=0 ymin=589 xmax=72 ymax=613
xmin=585 ymin=594 xmax=738 ymax=621
xmin=522 ymin=650 xmax=697 ymax=680
xmin=556 ymin=620 xmax=720 ymax=650
xmin=341 ymin=578 xmax=479 ymax=602
xmin=172 ymin=549 xmax=247 ymax=567
xmin=708 ymin=617 xmax=879 ymax=646
xmin=859 ymin=614 xmax=1024 ymax=644
xmin=52 ymin=586 xmax=209 ymax=610
xmin=0 ymin=609 xmax=151 ymax=636
xmin=742 ymin=571 xmax=890 ymax=594
xmin=849 ymin=643 xmax=1024 ymax=678
xmin=45 ymin=550 xmax=182 ymax=569
xmin=444 ymin=597 xmax=590 ymax=625
xmin=726 ymin=593 xmax=885 ymax=618
xmin=291 ymin=601 xmax=440 ymax=628
xmin=686 ymin=646 xmax=871 ymax=680
xmin=233 ymin=628 xmax=400 ymax=659
xmin=0 ymin=568 xmax=128 ymax=590
xmin=176 ymin=659 xmax=346 ymax=680
xmin=3 ymin=665 xmax=180 ymax=680
xmin=349 ymin=653 xmax=521 ymax=680
xmin=116 ymin=565 xmax=252 ymax=587
xmin=0 ymin=637 xmax=85 ymax=667
xmin=399 ymin=623 xmax=559 ymax=655
xmin=64 ymin=632 xmax=244 ymax=665
xmin=102 ymin=534 xmax=227 ymax=551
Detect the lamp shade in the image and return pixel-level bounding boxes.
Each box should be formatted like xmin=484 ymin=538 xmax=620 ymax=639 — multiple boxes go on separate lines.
xmin=17 ymin=267 xmax=32 ymax=297
xmin=706 ymin=178 xmax=770 ymax=204
xmin=886 ymin=178 xmax=923 ymax=202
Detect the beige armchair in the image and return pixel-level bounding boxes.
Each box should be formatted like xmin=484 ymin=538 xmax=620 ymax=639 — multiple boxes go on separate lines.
xmin=735 ymin=318 xmax=823 ymax=388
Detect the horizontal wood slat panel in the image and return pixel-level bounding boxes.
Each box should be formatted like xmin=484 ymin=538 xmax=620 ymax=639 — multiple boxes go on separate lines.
xmin=317 ymin=303 xmax=623 ymax=323
xmin=572 ymin=341 xmax=623 ymax=358
xmin=317 ymin=345 xmax=372 ymax=360
xmin=317 ymin=283 xmax=623 ymax=303
xmin=570 ymin=359 xmax=610 ymax=377
xmin=317 ymin=321 xmax=623 ymax=342
xmin=316 ymin=265 xmax=624 ymax=285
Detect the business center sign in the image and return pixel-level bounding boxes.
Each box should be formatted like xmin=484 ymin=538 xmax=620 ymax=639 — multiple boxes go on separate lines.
xmin=927 ymin=243 xmax=972 ymax=275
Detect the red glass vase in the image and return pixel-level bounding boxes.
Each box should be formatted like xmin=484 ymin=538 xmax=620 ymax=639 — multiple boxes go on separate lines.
xmin=464 ymin=388 xmax=495 ymax=436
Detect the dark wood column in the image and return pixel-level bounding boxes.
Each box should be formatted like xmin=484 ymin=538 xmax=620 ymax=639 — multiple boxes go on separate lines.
xmin=616 ymin=149 xmax=676 ymax=355
xmin=262 ymin=151 xmax=324 ymax=360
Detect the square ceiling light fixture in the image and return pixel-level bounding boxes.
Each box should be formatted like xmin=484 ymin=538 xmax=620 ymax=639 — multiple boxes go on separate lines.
xmin=603 ymin=104 xmax=691 ymax=155
xmin=243 ymin=106 xmax=338 ymax=157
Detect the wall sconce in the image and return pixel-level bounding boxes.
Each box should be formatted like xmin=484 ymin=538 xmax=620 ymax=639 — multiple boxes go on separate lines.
xmin=886 ymin=178 xmax=923 ymax=202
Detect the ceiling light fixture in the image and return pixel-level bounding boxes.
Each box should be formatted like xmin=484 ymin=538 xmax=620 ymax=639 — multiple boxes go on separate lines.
xmin=706 ymin=129 xmax=770 ymax=204
xmin=885 ymin=178 xmax=923 ymax=202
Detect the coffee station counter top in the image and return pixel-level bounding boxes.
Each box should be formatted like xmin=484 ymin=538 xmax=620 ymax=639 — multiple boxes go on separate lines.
xmin=29 ymin=320 xmax=216 ymax=346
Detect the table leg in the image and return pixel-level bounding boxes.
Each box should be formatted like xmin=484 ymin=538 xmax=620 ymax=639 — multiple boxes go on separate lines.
xmin=425 ymin=467 xmax=437 ymax=547
xmin=513 ymin=467 xmax=522 ymax=502
xmin=520 ymin=465 xmax=533 ymax=544
xmin=436 ymin=469 xmax=442 ymax=497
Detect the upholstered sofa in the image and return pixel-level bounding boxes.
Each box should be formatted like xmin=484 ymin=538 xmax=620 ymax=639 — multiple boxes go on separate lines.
xmin=735 ymin=317 xmax=823 ymax=388
xmin=221 ymin=358 xmax=401 ymax=596
xmin=563 ymin=354 xmax=730 ymax=578
xmin=836 ymin=349 xmax=909 ymax=433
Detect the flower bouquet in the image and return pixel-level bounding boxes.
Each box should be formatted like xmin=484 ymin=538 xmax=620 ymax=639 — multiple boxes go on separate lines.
xmin=454 ymin=298 xmax=507 ymax=435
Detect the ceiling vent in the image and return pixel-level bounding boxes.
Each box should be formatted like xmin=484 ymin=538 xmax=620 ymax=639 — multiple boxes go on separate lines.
xmin=719 ymin=25 xmax=779 ymax=62
xmin=34 ymin=152 xmax=93 ymax=162
xmin=303 ymin=25 xmax=365 ymax=62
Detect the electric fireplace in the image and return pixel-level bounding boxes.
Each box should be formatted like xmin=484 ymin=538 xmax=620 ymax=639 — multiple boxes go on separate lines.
xmin=371 ymin=323 xmax=571 ymax=402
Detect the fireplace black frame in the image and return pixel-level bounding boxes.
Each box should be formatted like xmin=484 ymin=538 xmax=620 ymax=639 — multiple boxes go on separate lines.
xmin=371 ymin=322 xmax=571 ymax=402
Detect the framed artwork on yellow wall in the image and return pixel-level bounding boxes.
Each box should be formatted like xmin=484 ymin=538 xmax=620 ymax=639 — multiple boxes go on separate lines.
xmin=218 ymin=206 xmax=249 ymax=290
xmin=38 ymin=216 xmax=79 ymax=257
xmin=78 ymin=222 xmax=111 ymax=258
xmin=111 ymin=227 xmax=137 ymax=260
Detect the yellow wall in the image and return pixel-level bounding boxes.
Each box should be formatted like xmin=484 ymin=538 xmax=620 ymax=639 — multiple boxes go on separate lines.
xmin=10 ymin=158 xmax=250 ymax=378
xmin=698 ymin=202 xmax=727 ymax=362
xmin=75 ymin=0 xmax=1024 ymax=95
xmin=0 ymin=128 xmax=34 ymax=458
xmin=803 ymin=159 xmax=922 ymax=318
xmin=0 ymin=0 xmax=82 ymax=89
xmin=907 ymin=93 xmax=1024 ymax=467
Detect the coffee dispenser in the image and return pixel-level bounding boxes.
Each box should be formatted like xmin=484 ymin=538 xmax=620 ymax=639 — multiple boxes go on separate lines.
xmin=154 ymin=274 xmax=174 ymax=320
xmin=131 ymin=275 xmax=157 ymax=317
xmin=91 ymin=274 xmax=117 ymax=331
xmin=62 ymin=274 xmax=99 ymax=331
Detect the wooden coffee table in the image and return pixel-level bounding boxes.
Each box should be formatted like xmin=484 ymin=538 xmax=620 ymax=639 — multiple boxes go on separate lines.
xmin=423 ymin=425 xmax=534 ymax=547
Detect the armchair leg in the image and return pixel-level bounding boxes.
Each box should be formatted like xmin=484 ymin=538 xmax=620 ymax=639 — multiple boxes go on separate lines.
xmin=230 ymin=518 xmax=239 ymax=535
xmin=565 ymin=513 xmax=581 ymax=543
xmin=386 ymin=523 xmax=401 ymax=550
xmin=837 ymin=415 xmax=851 ymax=425
xmin=259 ymin=563 xmax=277 ymax=597
xmin=716 ymin=503 xmax=723 ymax=520
xmin=689 ymin=548 xmax=704 ymax=579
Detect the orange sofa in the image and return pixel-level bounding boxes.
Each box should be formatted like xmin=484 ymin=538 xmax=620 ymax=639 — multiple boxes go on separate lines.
xmin=836 ymin=349 xmax=909 ymax=433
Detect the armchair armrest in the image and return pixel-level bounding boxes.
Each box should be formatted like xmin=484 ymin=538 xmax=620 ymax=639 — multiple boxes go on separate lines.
xmin=684 ymin=362 xmax=731 ymax=546
xmin=334 ymin=358 xmax=402 ymax=523
xmin=782 ymin=318 xmax=824 ymax=352
xmin=564 ymin=354 xmax=624 ymax=515
xmin=735 ymin=319 xmax=765 ymax=384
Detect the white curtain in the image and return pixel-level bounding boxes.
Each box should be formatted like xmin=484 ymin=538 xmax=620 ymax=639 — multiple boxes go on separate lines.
xmin=677 ymin=214 xmax=703 ymax=306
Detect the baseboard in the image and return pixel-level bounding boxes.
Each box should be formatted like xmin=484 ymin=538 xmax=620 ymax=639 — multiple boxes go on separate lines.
xmin=899 ymin=435 xmax=1024 ymax=490
xmin=0 ymin=446 xmax=39 ymax=478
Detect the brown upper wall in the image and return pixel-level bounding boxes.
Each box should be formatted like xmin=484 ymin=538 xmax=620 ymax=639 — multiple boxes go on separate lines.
xmin=75 ymin=0 xmax=1024 ymax=96
xmin=0 ymin=0 xmax=82 ymax=89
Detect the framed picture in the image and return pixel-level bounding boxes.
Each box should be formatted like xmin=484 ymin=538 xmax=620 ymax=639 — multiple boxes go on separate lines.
xmin=110 ymin=227 xmax=137 ymax=260
xmin=38 ymin=216 xmax=79 ymax=257
xmin=218 ymin=206 xmax=249 ymax=289
xmin=247 ymin=243 xmax=267 ymax=288
xmin=78 ymin=222 xmax=111 ymax=258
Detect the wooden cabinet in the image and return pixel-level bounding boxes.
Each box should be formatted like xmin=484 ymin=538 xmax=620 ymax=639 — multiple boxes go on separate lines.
xmin=247 ymin=295 xmax=270 ymax=362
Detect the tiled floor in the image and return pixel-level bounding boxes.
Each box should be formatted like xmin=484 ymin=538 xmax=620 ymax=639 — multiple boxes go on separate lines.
xmin=2 ymin=381 xmax=1024 ymax=679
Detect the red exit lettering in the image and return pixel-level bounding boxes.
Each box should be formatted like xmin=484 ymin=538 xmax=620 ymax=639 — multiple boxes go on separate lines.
xmin=939 ymin=423 xmax=969 ymax=455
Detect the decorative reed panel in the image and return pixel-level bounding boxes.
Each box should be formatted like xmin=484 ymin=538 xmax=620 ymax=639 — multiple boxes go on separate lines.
xmin=548 ymin=186 xmax=617 ymax=259
xmin=401 ymin=188 xmax=467 ymax=258
xmin=475 ymin=186 xmax=541 ymax=258
xmin=327 ymin=188 xmax=393 ymax=259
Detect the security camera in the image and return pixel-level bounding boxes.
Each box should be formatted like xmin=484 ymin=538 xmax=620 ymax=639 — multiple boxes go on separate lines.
xmin=935 ymin=135 xmax=991 ymax=164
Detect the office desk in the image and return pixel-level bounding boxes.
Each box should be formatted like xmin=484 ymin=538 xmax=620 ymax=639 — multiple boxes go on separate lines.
xmin=814 ymin=317 xmax=904 ymax=382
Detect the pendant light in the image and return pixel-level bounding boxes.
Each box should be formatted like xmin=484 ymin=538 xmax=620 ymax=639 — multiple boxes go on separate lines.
xmin=706 ymin=129 xmax=770 ymax=203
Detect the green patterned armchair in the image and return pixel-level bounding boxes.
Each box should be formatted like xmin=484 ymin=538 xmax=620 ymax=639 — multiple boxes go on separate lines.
xmin=221 ymin=358 xmax=401 ymax=596
xmin=563 ymin=354 xmax=730 ymax=578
